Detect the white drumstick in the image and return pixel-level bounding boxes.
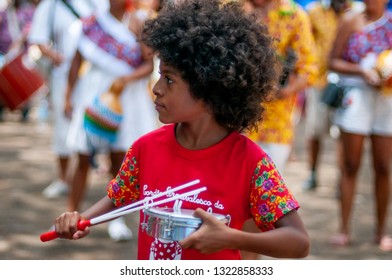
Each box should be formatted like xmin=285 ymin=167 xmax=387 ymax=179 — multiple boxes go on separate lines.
xmin=96 ymin=179 xmax=200 ymax=221
xmin=40 ymin=180 xmax=205 ymax=242
xmin=92 ymin=186 xmax=207 ymax=224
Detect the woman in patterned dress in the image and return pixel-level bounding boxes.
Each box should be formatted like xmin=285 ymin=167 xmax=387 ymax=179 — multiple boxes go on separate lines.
xmin=329 ymin=0 xmax=392 ymax=251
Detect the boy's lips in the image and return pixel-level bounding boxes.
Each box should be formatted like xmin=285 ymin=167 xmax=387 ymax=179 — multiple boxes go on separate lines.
xmin=154 ymin=101 xmax=164 ymax=110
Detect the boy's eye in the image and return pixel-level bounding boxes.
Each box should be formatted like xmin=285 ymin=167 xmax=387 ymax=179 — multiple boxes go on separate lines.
xmin=165 ymin=76 xmax=173 ymax=84
xmin=158 ymin=71 xmax=173 ymax=85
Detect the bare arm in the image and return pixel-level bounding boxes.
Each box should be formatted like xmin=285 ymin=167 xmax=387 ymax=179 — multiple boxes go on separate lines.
xmin=329 ymin=13 xmax=361 ymax=74
xmin=278 ymin=74 xmax=308 ymax=99
xmin=37 ymin=43 xmax=64 ymax=66
xmin=180 ymin=209 xmax=310 ymax=258
xmin=64 ymin=50 xmax=82 ymax=118
xmin=120 ymin=43 xmax=154 ymax=84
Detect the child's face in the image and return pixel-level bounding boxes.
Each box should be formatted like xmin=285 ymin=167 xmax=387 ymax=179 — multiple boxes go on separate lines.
xmin=152 ymin=61 xmax=207 ymax=124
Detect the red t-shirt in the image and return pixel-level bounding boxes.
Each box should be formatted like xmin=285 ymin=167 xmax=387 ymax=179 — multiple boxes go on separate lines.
xmin=107 ymin=124 xmax=299 ymax=260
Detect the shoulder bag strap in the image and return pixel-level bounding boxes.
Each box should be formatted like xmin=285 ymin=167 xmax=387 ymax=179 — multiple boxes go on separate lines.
xmin=60 ymin=0 xmax=81 ymax=19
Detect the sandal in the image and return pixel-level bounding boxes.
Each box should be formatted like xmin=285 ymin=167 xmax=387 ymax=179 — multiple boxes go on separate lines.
xmin=377 ymin=235 xmax=392 ymax=252
xmin=329 ymin=233 xmax=350 ymax=247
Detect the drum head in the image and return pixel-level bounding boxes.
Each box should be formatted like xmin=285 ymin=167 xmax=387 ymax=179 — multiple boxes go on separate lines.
xmin=145 ymin=207 xmax=229 ymax=223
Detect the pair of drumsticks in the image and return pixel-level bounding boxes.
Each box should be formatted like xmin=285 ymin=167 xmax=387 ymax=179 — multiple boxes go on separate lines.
xmin=40 ymin=179 xmax=205 ymax=242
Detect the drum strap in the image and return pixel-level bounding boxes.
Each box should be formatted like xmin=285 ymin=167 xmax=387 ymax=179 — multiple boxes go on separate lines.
xmin=60 ymin=0 xmax=81 ymax=19
xmin=48 ymin=0 xmax=81 ymax=43
xmin=48 ymin=0 xmax=57 ymax=43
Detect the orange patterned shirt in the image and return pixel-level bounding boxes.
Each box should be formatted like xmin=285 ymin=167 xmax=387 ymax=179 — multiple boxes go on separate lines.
xmin=250 ymin=0 xmax=318 ymax=144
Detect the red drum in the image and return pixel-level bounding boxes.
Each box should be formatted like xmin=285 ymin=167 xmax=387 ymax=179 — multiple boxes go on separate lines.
xmin=0 ymin=52 xmax=47 ymax=110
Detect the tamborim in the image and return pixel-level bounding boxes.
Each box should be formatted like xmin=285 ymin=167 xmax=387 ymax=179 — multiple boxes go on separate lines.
xmin=142 ymin=207 xmax=230 ymax=241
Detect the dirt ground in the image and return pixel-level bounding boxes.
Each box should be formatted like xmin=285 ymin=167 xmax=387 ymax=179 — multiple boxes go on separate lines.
xmin=0 ymin=105 xmax=391 ymax=260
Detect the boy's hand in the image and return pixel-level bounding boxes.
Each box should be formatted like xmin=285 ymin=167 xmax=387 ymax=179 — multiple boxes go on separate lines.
xmin=54 ymin=211 xmax=90 ymax=240
xmin=179 ymin=208 xmax=232 ymax=254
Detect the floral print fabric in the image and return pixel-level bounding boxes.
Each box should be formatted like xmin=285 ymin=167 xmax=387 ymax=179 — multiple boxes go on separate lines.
xmin=250 ymin=155 xmax=299 ymax=231
xmin=107 ymin=148 xmax=140 ymax=207
xmin=342 ymin=12 xmax=392 ymax=64
xmin=250 ymin=0 xmax=318 ymax=144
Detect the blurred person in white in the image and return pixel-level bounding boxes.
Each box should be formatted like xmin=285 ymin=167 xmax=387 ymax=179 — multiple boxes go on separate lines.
xmin=28 ymin=0 xmax=107 ymax=199
xmin=302 ymin=0 xmax=364 ymax=192
xmin=63 ymin=0 xmax=157 ymax=242
xmin=328 ymin=0 xmax=392 ymax=251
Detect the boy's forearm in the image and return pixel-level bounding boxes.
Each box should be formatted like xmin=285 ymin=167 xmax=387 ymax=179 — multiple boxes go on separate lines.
xmin=231 ymin=227 xmax=309 ymax=259
xmin=81 ymin=196 xmax=116 ymax=222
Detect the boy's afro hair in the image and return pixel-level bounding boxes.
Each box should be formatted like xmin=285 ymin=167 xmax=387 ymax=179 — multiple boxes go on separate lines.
xmin=142 ymin=0 xmax=279 ymax=132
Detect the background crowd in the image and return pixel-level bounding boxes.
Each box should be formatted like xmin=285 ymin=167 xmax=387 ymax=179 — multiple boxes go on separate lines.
xmin=1 ymin=0 xmax=391 ymax=258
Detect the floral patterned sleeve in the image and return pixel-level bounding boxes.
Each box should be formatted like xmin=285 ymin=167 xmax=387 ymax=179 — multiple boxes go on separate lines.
xmin=106 ymin=146 xmax=140 ymax=207
xmin=250 ymin=154 xmax=299 ymax=232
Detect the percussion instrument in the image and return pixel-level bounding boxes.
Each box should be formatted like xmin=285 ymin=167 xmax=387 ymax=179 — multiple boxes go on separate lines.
xmin=84 ymin=80 xmax=124 ymax=150
xmin=40 ymin=179 xmax=205 ymax=242
xmin=376 ymin=49 xmax=392 ymax=95
xmin=142 ymin=207 xmax=230 ymax=241
xmin=0 ymin=52 xmax=47 ymax=110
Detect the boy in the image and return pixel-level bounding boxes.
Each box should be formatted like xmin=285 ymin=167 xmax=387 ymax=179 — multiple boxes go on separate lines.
xmin=52 ymin=0 xmax=309 ymax=260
